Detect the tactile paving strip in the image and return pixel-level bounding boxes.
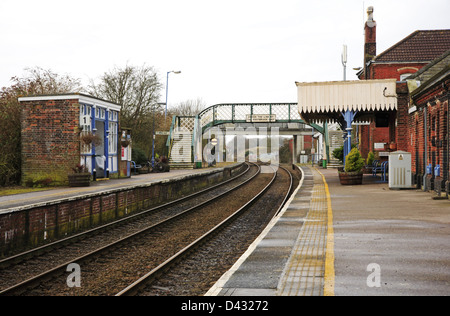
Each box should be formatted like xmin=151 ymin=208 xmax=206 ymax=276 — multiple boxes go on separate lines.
xmin=277 ymin=167 xmax=328 ymax=296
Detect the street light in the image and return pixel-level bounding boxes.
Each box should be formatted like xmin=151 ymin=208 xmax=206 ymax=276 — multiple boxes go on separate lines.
xmin=151 ymin=102 xmax=167 ymax=169
xmin=165 ymin=70 xmax=182 ymax=119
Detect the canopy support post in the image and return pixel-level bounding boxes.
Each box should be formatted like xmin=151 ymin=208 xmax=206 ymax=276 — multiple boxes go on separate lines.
xmin=342 ymin=110 xmax=358 ymax=170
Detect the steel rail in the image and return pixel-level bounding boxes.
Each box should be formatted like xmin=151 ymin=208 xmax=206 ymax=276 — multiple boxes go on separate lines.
xmin=116 ymin=164 xmax=287 ymax=297
xmin=0 ymin=163 xmax=251 ymax=269
xmin=275 ymin=165 xmax=294 ymax=216
xmin=0 ymin=163 xmax=261 ymax=296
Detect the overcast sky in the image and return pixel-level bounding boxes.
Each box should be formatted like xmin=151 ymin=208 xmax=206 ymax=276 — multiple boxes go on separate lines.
xmin=1 ymin=0 xmax=449 ymax=109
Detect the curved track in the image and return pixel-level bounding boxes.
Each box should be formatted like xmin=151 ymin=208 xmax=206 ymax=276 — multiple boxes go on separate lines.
xmin=118 ymin=164 xmax=296 ymax=296
xmin=0 ymin=163 xmax=299 ymax=296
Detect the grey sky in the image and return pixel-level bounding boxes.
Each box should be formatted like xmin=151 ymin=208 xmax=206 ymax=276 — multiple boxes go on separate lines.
xmin=1 ymin=0 xmax=449 ymax=108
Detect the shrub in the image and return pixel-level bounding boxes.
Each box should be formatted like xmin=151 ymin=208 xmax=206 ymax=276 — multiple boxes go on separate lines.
xmin=332 ymin=146 xmax=344 ymax=163
xmin=345 ymin=148 xmax=365 ymax=173
xmin=367 ymin=151 xmax=375 ymax=166
xmin=132 ymin=147 xmax=148 ymax=165
xmin=72 ymin=164 xmax=89 ymax=174
xmin=332 ymin=144 xmax=357 ymax=163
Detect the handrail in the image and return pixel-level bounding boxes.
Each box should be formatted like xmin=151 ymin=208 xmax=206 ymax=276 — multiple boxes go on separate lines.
xmin=167 ymin=103 xmax=328 ymax=161
xmin=196 ymin=103 xmax=324 ymax=134
xmin=166 ymin=115 xmax=177 ymax=158
xmin=192 ymin=115 xmax=199 ymax=163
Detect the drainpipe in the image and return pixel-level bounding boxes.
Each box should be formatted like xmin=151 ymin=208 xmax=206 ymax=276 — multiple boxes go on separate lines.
xmin=423 ymin=106 xmax=428 ymax=191
xmin=444 ymin=82 xmax=450 ymax=198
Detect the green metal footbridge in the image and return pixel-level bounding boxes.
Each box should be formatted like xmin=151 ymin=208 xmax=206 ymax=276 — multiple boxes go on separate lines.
xmin=166 ymin=103 xmax=330 ymax=167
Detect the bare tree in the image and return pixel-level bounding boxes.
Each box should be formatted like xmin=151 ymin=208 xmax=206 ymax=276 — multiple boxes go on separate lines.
xmin=0 ymin=67 xmax=82 ymax=186
xmin=88 ymin=64 xmax=164 ymax=153
xmin=89 ymin=64 xmax=163 ymax=122
xmin=14 ymin=67 xmax=83 ymax=95
xmin=172 ymin=98 xmax=207 ymax=116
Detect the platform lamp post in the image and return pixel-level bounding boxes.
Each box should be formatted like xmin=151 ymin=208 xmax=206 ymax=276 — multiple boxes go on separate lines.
xmin=151 ymin=102 xmax=167 ymax=169
xmin=165 ymin=71 xmax=182 ymax=120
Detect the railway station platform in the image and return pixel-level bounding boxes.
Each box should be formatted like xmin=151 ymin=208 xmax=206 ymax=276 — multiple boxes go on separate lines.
xmin=207 ymin=166 xmax=450 ymax=296
xmin=0 ymin=168 xmax=222 ymax=212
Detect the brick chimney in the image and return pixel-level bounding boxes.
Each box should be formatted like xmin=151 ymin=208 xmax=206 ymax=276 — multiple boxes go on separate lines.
xmin=364 ymin=6 xmax=377 ymax=78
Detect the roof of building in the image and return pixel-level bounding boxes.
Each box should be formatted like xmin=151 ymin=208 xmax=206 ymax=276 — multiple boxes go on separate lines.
xmin=408 ymin=49 xmax=450 ymax=81
xmin=408 ymin=49 xmax=450 ymax=99
xmin=374 ymin=30 xmax=450 ymax=63
xmin=18 ymin=93 xmax=122 ymax=111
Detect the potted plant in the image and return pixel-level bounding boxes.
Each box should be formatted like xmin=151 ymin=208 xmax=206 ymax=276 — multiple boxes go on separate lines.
xmin=121 ymin=136 xmax=131 ymax=147
xmin=363 ymin=151 xmax=375 ymax=174
xmin=332 ymin=144 xmax=357 ymax=169
xmin=68 ymin=164 xmax=91 ymax=187
xmin=80 ymin=132 xmax=102 ymax=146
xmin=156 ymin=156 xmax=170 ymax=172
xmin=339 ymin=148 xmax=365 ymax=185
xmin=389 ymin=142 xmax=397 ymax=151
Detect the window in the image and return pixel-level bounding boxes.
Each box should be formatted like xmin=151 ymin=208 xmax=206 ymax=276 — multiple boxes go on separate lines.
xmin=400 ymin=73 xmax=413 ymax=81
xmin=108 ymin=122 xmax=118 ymax=154
xmin=80 ymin=104 xmax=93 ymax=154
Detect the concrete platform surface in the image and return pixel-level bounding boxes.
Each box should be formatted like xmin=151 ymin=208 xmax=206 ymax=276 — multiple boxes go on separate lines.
xmin=207 ymin=166 xmax=450 ymax=296
xmin=326 ymin=168 xmax=450 ymax=296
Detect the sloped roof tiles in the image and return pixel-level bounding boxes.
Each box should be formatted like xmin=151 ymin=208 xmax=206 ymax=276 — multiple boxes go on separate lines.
xmin=374 ymin=30 xmax=450 ymax=63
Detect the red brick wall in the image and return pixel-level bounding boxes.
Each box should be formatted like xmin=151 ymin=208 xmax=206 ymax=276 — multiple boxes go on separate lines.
xmin=396 ymin=82 xmax=410 ymax=152
xmin=362 ymin=63 xmax=428 ymax=81
xmin=20 ymin=99 xmax=81 ymax=186
xmin=304 ymin=135 xmax=312 ymax=150
xmin=408 ymin=79 xmax=450 ymax=186
xmin=0 ymin=163 xmax=246 ymax=257
xmin=358 ymin=83 xmax=409 ymax=160
xmin=373 ymin=126 xmax=389 ymax=143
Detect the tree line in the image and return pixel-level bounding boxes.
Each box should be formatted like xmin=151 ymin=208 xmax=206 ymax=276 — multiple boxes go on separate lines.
xmin=0 ymin=65 xmax=206 ymax=186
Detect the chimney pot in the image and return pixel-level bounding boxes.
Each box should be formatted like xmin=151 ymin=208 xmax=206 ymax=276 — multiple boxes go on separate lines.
xmin=363 ymin=6 xmax=377 ymax=78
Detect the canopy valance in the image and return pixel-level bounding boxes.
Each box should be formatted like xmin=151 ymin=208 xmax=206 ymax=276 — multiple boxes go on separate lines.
xmin=296 ymin=79 xmax=398 ymax=124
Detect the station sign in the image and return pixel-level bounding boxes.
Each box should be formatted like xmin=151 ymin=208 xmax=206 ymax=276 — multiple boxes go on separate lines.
xmin=246 ymin=114 xmax=277 ymax=123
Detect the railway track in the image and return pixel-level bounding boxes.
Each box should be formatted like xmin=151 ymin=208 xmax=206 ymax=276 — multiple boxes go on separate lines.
xmin=119 ymin=164 xmax=296 ymax=296
xmin=0 ymin=163 xmax=299 ymax=296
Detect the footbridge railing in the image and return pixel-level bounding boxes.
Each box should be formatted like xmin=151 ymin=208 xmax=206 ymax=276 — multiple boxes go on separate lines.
xmin=166 ymin=103 xmax=330 ymax=163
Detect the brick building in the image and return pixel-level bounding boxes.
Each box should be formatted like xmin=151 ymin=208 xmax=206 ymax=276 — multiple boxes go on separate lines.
xmin=407 ymin=50 xmax=450 ymax=191
xmin=357 ymin=7 xmax=450 ymax=161
xmin=19 ymin=94 xmax=123 ymax=186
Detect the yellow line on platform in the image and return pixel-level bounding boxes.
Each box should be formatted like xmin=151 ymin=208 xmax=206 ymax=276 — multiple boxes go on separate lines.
xmin=316 ymin=168 xmax=335 ymax=296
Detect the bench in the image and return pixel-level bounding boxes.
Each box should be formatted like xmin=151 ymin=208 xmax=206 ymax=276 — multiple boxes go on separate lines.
xmin=131 ymin=161 xmax=142 ymax=175
xmin=372 ymin=161 xmax=389 ymax=182
xmin=367 ymin=160 xmax=379 ymax=173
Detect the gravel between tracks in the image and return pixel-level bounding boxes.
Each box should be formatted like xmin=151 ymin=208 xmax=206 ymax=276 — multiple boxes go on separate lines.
xmin=1 ymin=164 xmax=300 ymax=296
xmin=13 ymin=167 xmax=276 ymax=296
xmin=139 ymin=165 xmax=300 ymax=296
xmin=0 ymin=164 xmax=258 ymax=292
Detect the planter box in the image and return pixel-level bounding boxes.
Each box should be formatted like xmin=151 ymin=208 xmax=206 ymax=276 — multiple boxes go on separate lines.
xmin=68 ymin=173 xmax=91 ymax=187
xmin=339 ymin=171 xmax=363 ymax=185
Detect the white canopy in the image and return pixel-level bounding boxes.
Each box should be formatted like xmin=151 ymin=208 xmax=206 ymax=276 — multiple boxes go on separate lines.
xmin=296 ymin=79 xmax=398 ymax=124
